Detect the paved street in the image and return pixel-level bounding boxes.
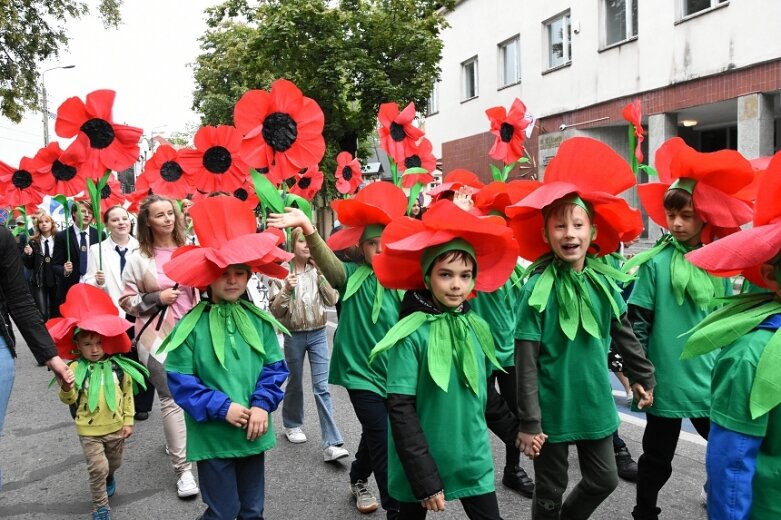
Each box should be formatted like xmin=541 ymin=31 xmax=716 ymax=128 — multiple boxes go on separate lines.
xmin=0 ymin=318 xmax=708 ymax=519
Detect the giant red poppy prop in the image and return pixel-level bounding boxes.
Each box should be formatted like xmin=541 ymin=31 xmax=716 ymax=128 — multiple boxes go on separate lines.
xmin=486 ymin=98 xmax=530 ymax=165
xmin=164 ymin=196 xmax=291 ymax=289
xmin=427 ymin=169 xmax=485 ymax=201
xmin=335 ymin=151 xmax=363 ymax=195
xmin=0 ymin=157 xmax=47 ymax=209
xmin=637 ymin=137 xmax=754 ymax=243
xmin=505 ymin=137 xmax=643 ymax=261
xmin=687 ymin=151 xmax=781 ymax=288
xmin=46 ymin=283 xmax=132 ymax=360
xmin=289 ymin=166 xmax=324 ymax=201
xmin=54 ymin=90 xmax=143 ymax=179
xmin=401 ymin=137 xmax=436 ymax=188
xmin=87 ymin=174 xmax=126 ymax=215
xmin=622 ymin=100 xmax=644 ymax=164
xmin=326 ymin=181 xmax=407 ymax=251
xmin=179 ymin=125 xmax=250 ymax=193
xmin=231 ymin=177 xmax=260 ymax=211
xmin=30 ymin=141 xmax=89 ymax=196
xmin=234 ymin=79 xmax=326 ymax=183
xmin=142 ymin=145 xmax=192 ymax=199
xmin=374 ymin=200 xmax=519 ymax=292
xmin=378 ymin=101 xmax=425 ymax=166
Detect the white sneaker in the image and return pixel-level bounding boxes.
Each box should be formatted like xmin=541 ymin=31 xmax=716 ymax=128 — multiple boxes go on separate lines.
xmin=324 ymin=445 xmax=350 ymax=462
xmin=285 ymin=427 xmax=307 ymax=444
xmin=176 ymin=470 xmax=199 ymax=498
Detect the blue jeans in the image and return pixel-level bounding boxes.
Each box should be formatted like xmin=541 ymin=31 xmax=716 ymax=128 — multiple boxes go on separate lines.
xmin=0 ymin=337 xmax=15 ymax=491
xmin=282 ymin=328 xmax=344 ymax=449
xmin=197 ymin=453 xmax=266 ymax=520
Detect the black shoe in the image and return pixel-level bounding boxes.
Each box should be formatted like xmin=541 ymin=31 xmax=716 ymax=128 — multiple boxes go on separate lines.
xmin=502 ymin=465 xmax=534 ymax=498
xmin=615 ymin=446 xmax=638 ymax=482
xmin=134 ymin=411 xmax=149 ymax=421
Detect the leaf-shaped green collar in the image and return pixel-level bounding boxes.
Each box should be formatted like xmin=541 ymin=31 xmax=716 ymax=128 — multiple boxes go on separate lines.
xmin=69 ymin=356 xmax=149 ymax=413
xmin=343 ymin=264 xmax=402 ymax=323
xmin=157 ymin=299 xmax=289 ymax=369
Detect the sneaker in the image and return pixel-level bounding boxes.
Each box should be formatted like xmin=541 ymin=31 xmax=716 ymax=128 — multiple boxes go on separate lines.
xmin=105 ymin=475 xmax=116 ymax=497
xmin=502 ymin=465 xmax=534 ymax=498
xmin=285 ymin=427 xmax=307 ymax=444
xmin=92 ymin=506 xmax=112 ymax=520
xmin=350 ymin=479 xmax=379 ymax=514
xmin=134 ymin=411 xmax=149 ymax=421
xmin=176 ymin=470 xmax=200 ymax=498
xmin=324 ymin=445 xmax=350 ymax=462
xmin=615 ymin=447 xmax=638 ymax=482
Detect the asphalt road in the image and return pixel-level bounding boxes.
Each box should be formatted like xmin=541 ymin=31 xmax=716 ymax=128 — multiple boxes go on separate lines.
xmin=0 ymin=317 xmax=708 ymax=519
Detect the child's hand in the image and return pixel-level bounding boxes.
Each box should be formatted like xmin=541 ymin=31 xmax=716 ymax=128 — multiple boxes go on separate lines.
xmin=64 ymin=261 xmax=73 ymax=276
xmin=420 ymin=490 xmax=445 ymax=512
xmin=284 ymin=274 xmax=298 ymax=291
xmin=452 ymin=186 xmax=474 ymax=212
xmin=225 ymin=402 xmax=250 ymax=428
xmin=267 ymin=208 xmax=314 ymax=235
xmin=95 ymin=270 xmax=106 ymax=286
xmin=246 ymin=406 xmax=269 ymax=441
xmin=121 ymin=426 xmax=133 ymax=439
xmin=54 ymin=361 xmax=75 ymax=391
xmin=516 ymin=431 xmax=546 ymax=459
xmin=632 ymin=383 xmax=654 ymax=410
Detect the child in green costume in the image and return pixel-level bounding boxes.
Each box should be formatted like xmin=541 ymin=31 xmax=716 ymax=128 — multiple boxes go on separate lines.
xmin=629 ymin=138 xmax=754 ymax=520
xmin=369 ymin=199 xmax=521 ymax=518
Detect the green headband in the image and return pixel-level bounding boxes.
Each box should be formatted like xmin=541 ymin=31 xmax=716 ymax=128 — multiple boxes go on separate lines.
xmin=360 ymin=224 xmax=385 ymax=243
xmin=420 ymin=238 xmax=477 ymax=279
xmin=542 ymin=194 xmax=594 ymax=221
xmin=669 ymin=177 xmax=698 ymax=194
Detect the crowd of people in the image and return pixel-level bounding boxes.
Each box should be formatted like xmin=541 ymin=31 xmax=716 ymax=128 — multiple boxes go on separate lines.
xmin=0 ymin=134 xmax=778 ymax=520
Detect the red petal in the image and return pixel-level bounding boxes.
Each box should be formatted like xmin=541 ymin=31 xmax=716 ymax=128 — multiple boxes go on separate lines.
xmin=84 ymin=90 xmax=116 ymax=121
xmin=637 ymin=183 xmax=671 ymax=229
xmin=55 ymin=96 xmax=89 ymax=138
xmin=544 ymin=137 xmax=634 ymax=195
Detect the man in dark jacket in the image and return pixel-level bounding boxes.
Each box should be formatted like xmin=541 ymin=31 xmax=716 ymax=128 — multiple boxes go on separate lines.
xmin=52 ymin=201 xmax=100 ymax=314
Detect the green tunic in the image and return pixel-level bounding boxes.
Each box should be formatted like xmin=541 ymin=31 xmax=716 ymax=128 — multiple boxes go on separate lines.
xmin=471 ymin=279 xmax=520 ymax=368
xmin=165 ymin=309 xmax=284 ymax=461
xmin=386 ymin=320 xmax=495 ymax=502
xmin=330 ymin=262 xmax=401 ymax=396
xmin=515 ymin=271 xmax=623 ymax=442
xmin=710 ymin=328 xmax=781 ymax=520
xmin=628 ymin=246 xmax=727 ymax=418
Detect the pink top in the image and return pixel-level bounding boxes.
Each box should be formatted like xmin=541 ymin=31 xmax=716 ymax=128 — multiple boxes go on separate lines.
xmin=153 ymin=246 xmax=196 ymax=321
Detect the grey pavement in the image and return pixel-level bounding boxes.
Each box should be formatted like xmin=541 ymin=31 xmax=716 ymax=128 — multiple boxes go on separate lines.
xmin=0 ymin=317 xmax=708 ymax=519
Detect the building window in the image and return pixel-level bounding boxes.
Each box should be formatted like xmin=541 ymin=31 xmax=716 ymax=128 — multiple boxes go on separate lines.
xmin=681 ymin=0 xmax=728 ymax=18
xmin=545 ymin=12 xmax=571 ymax=70
xmin=602 ymin=0 xmax=638 ymax=47
xmin=428 ymin=81 xmax=440 ymax=115
xmin=461 ymin=56 xmax=478 ymax=101
xmin=498 ymin=36 xmax=521 ymax=88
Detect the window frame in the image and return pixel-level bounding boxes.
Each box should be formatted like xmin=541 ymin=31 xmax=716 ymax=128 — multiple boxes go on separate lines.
xmin=600 ymin=0 xmax=638 ymax=50
xmin=461 ymin=56 xmax=479 ymax=102
xmin=427 ymin=81 xmax=440 ymax=116
xmin=498 ymin=35 xmax=521 ymax=89
xmin=677 ymin=0 xmax=728 ymax=22
xmin=543 ymin=11 xmax=572 ymax=72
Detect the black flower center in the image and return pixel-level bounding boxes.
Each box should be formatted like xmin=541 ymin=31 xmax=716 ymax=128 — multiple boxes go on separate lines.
xmin=255 ymin=167 xmax=269 ymax=175
xmin=262 ymin=112 xmax=298 ymax=152
xmin=101 ymin=184 xmax=112 ymax=199
xmin=12 ymin=170 xmax=32 ymax=189
xmin=500 ymin=122 xmax=514 ymax=143
xmin=203 ymin=146 xmax=232 ymax=174
xmin=160 ymin=161 xmax=184 ymax=182
xmin=404 ymin=155 xmax=422 ymax=169
xmin=389 ymin=122 xmax=407 ymax=142
xmin=341 ymin=166 xmax=353 ymax=181
xmin=52 ymin=160 xmax=77 ymax=181
xmin=298 ymin=176 xmax=312 ymax=189
xmin=80 ymin=118 xmax=115 ymax=149
xmin=233 ymin=188 xmax=248 ymax=201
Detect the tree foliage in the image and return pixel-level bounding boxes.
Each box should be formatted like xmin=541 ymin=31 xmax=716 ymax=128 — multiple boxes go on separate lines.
xmin=192 ymin=0 xmax=454 ymax=200
xmin=0 ymin=0 xmax=122 ymax=122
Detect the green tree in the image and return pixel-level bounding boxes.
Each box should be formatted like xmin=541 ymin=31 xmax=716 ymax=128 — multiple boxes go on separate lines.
xmin=0 ymin=0 xmax=122 ymax=122
xmin=193 ymin=0 xmax=453 ymax=200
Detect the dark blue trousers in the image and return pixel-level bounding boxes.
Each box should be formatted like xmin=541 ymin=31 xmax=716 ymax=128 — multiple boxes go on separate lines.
xmin=197 ymin=452 xmax=266 ymax=520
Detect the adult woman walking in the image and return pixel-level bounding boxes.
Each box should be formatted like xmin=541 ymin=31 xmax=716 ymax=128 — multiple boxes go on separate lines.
xmin=22 ymin=213 xmax=58 ymax=321
xmin=270 ymin=227 xmax=349 ymax=462
xmin=119 ymin=195 xmax=200 ymax=498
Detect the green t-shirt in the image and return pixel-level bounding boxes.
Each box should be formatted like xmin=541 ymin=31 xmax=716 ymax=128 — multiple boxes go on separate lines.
xmin=709 ymin=327 xmax=781 ymax=520
xmin=515 ymin=271 xmax=622 ymax=442
xmin=386 ymin=319 xmax=495 ymax=502
xmin=331 ymin=262 xmax=401 ymax=396
xmin=165 ymin=307 xmax=284 ymax=461
xmin=628 ymin=246 xmax=727 ymax=418
xmin=470 ymin=279 xmax=520 ymax=368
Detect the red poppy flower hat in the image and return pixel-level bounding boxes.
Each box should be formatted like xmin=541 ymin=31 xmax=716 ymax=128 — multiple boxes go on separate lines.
xmin=164 ymin=196 xmax=292 ymax=289
xmin=472 ymin=179 xmax=542 ymax=218
xmin=638 ymin=137 xmax=754 ymax=243
xmin=373 ymin=200 xmax=519 ymax=292
xmin=46 ymin=284 xmax=133 ymax=360
xmin=427 ymin=169 xmax=485 ymax=201
xmin=686 ymin=151 xmax=781 ymax=289
xmin=505 ymin=137 xmax=644 ymax=261
xmin=326 ymin=181 xmax=408 ymax=251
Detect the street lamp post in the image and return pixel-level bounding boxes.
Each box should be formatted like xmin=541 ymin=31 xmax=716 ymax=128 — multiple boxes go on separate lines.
xmin=40 ymin=65 xmax=76 ymax=145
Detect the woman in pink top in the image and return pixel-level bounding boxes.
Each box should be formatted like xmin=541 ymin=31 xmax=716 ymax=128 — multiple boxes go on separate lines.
xmin=120 ymin=194 xmax=200 ymax=499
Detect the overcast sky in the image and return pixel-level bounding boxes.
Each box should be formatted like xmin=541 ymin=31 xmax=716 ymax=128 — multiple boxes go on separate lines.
xmin=0 ymin=0 xmax=217 ymax=163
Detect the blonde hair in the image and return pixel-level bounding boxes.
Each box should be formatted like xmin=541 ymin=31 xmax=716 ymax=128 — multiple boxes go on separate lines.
xmin=136 ymin=194 xmax=186 ymax=258
xmin=31 ymin=214 xmax=55 ymax=242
